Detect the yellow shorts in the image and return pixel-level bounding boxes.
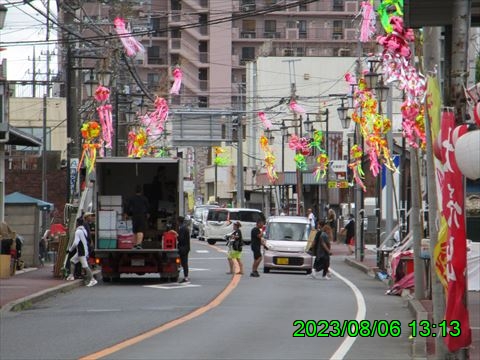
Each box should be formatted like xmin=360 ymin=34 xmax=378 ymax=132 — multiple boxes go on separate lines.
xmin=228 ymin=250 xmax=242 ymax=259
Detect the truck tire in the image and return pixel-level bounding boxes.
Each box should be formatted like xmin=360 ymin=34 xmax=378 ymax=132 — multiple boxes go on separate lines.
xmin=207 ymin=239 xmax=216 ymax=245
xmin=263 ymin=267 xmax=270 ymax=273
xmin=306 ymin=269 xmax=312 ymax=275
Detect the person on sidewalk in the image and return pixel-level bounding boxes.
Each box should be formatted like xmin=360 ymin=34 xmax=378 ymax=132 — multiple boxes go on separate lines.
xmin=250 ymin=219 xmax=266 ymax=277
xmin=177 ymin=216 xmax=190 ymax=283
xmin=226 ymin=221 xmax=244 ymax=275
xmin=66 ymin=217 xmax=97 ymax=287
xmin=125 ymin=185 xmax=149 ymax=249
xmin=326 ymin=208 xmax=337 ymax=243
xmin=340 ymin=213 xmax=355 ymax=255
xmin=306 ymin=208 xmax=316 ymax=231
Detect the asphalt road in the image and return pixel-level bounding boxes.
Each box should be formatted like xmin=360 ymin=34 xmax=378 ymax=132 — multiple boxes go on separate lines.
xmin=0 ymin=239 xmax=414 ymax=360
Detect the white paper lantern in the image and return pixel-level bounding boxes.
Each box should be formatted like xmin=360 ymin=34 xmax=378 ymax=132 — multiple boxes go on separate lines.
xmin=454 ymin=130 xmax=480 ymax=180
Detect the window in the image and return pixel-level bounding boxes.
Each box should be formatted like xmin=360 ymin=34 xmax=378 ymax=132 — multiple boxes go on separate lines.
xmin=265 ymin=222 xmax=309 ymax=241
xmin=147 ymin=73 xmax=160 ymax=87
xmin=333 ymin=0 xmax=344 ymax=11
xmin=151 ymin=18 xmax=167 ymax=37
xmin=264 ymin=20 xmax=276 ymax=33
xmin=333 ymin=20 xmax=343 ymax=39
xmin=238 ymin=211 xmax=265 ymax=223
xmin=207 ymin=210 xmax=228 ymax=221
xmin=241 ymin=47 xmax=255 ymax=62
xmin=298 ymin=20 xmax=307 ymax=38
xmin=147 ymin=46 xmax=165 ymax=64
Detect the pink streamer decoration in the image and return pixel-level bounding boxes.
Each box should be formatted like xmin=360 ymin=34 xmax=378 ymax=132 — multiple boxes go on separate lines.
xmin=97 ymin=104 xmax=113 ymax=149
xmin=288 ymin=134 xmax=309 ymax=153
xmin=94 ymin=85 xmax=110 ymax=102
xmin=359 ymin=1 xmax=376 ymax=42
xmin=114 ymin=17 xmax=145 ymax=57
xmin=170 ymin=67 xmax=182 ymax=95
xmin=288 ymin=99 xmax=306 ymax=116
xmin=257 ymin=112 xmax=272 ymax=130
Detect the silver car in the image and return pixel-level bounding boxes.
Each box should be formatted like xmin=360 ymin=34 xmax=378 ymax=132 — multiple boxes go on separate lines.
xmin=263 ymin=216 xmax=313 ymax=274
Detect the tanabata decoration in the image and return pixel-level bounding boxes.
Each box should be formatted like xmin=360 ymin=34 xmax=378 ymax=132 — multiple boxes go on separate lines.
xmin=79 ymin=121 xmax=102 ymax=173
xmin=348 ymin=144 xmax=366 ymax=192
xmin=94 ymin=85 xmax=113 ymax=149
xmin=259 ymin=134 xmax=278 ymax=182
xmin=377 ymin=15 xmax=426 ymax=148
xmin=169 ymin=67 xmax=182 ymax=95
xmin=288 ymin=99 xmax=306 ymax=116
xmin=308 ymin=130 xmax=324 ymax=152
xmin=213 ymin=146 xmax=230 ymax=166
xmin=113 ymin=17 xmax=145 ymax=57
xmin=377 ymin=0 xmax=404 ymax=33
xmin=288 ymin=134 xmax=310 ymax=155
xmin=359 ymin=0 xmax=376 ymax=42
xmin=350 ymin=78 xmax=397 ymax=178
xmin=140 ymin=97 xmax=169 ymax=147
xmin=313 ymin=153 xmax=329 ymax=181
xmin=258 ymin=111 xmax=272 ymax=130
xmin=294 ymin=153 xmax=308 ymax=171
xmin=127 ymin=128 xmax=147 ymax=158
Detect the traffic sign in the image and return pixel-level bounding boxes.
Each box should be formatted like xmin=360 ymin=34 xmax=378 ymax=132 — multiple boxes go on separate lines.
xmin=328 ymin=180 xmax=349 ymax=189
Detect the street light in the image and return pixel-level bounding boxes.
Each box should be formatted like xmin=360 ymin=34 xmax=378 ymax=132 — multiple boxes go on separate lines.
xmin=337 ymin=97 xmax=352 ymax=130
xmin=366 ymin=58 xmax=390 ymax=267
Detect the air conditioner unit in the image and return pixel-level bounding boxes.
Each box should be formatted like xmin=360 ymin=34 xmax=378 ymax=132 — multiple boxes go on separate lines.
xmin=344 ymin=28 xmax=357 ymax=40
xmin=283 ymin=48 xmax=294 ymax=56
xmin=286 ymin=28 xmax=299 ymax=40
xmin=241 ymin=4 xmax=256 ymax=12
xmin=307 ymin=48 xmax=317 ymax=56
xmin=332 ymin=33 xmax=343 ymax=40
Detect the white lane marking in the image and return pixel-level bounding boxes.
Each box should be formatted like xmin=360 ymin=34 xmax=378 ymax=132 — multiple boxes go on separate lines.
xmin=195 ymin=250 xmax=210 ymax=253
xmin=329 ymin=268 xmax=366 ymax=360
xmin=189 ymin=267 xmax=210 ymax=272
xmin=144 ymin=284 xmax=201 ymax=289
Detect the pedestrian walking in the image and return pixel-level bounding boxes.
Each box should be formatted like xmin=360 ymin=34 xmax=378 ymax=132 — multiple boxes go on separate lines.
xmin=340 ymin=213 xmax=355 ymax=255
xmin=250 ymin=219 xmax=266 ymax=277
xmin=177 ymin=216 xmax=190 ymax=283
xmin=66 ymin=217 xmax=97 ymax=287
xmin=226 ymin=221 xmax=244 ymax=275
xmin=125 ymin=185 xmax=150 ymax=249
xmin=310 ymin=220 xmax=332 ymax=280
xmin=307 ymin=208 xmax=316 ymax=230
xmin=326 ymin=208 xmax=337 ymax=243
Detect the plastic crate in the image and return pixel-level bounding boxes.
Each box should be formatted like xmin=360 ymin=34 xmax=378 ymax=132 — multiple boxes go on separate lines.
xmin=117 ymin=233 xmax=135 ymax=249
xmin=98 ymin=239 xmax=117 ymax=249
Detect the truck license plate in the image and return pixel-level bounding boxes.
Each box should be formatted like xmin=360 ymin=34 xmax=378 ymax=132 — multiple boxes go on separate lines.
xmin=131 ymin=259 xmax=145 ymax=266
xmin=276 ymin=258 xmax=289 ymax=265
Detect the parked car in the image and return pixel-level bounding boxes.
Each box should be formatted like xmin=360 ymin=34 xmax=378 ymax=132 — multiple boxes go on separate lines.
xmin=191 ymin=204 xmax=219 ymax=238
xmin=263 ymin=216 xmax=313 ymax=274
xmin=201 ymin=208 xmax=265 ymax=245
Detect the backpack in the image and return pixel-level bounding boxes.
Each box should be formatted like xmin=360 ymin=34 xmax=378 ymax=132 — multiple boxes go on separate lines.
xmin=232 ymin=238 xmax=243 ymax=251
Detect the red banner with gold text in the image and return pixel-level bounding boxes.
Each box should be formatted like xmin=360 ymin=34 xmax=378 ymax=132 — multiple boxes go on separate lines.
xmin=440 ymin=111 xmax=471 ymax=351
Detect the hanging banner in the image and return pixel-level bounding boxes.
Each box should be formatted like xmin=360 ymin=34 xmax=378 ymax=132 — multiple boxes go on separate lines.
xmin=440 ymin=111 xmax=471 ymax=352
xmin=426 ymin=75 xmax=448 ymax=289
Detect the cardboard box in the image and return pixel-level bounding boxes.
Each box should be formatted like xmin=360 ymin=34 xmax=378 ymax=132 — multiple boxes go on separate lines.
xmin=100 ymin=195 xmax=122 ymax=207
xmin=98 ymin=230 xmax=117 ymax=239
xmin=117 ymin=233 xmax=135 ymax=249
xmin=98 ymin=210 xmax=117 ymax=230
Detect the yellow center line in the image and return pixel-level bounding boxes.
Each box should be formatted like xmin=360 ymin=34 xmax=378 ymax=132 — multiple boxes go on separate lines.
xmin=79 ymin=241 xmax=238 ymax=360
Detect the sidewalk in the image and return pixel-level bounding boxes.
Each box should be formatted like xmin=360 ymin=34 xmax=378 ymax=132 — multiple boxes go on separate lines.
xmin=0 ymin=264 xmax=90 ymax=313
xmin=341 ymin=243 xmax=480 ymax=360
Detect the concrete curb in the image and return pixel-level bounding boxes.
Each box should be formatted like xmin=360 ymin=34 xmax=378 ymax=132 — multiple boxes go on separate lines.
xmin=407 ymin=298 xmax=428 ymax=360
xmin=343 ymin=257 xmax=379 ymax=278
xmin=0 ymin=270 xmax=101 ymax=314
xmin=0 ymin=280 xmax=84 ymax=313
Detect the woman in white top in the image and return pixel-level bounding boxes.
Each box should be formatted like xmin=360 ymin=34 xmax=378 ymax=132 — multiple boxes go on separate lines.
xmin=66 ymin=218 xmax=97 ymax=287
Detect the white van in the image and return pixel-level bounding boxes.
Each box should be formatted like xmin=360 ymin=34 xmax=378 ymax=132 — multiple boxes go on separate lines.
xmin=201 ymin=208 xmax=265 ymax=245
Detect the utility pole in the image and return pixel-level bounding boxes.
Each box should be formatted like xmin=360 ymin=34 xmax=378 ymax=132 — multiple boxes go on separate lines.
xmin=283 ymin=59 xmax=302 ymax=215
xmin=423 ymin=26 xmax=449 ymax=359
xmin=236 ymin=113 xmax=244 ymax=207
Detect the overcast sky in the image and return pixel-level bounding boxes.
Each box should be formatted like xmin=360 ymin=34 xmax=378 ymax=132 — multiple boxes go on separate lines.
xmin=1 ymin=1 xmax=58 ymax=97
